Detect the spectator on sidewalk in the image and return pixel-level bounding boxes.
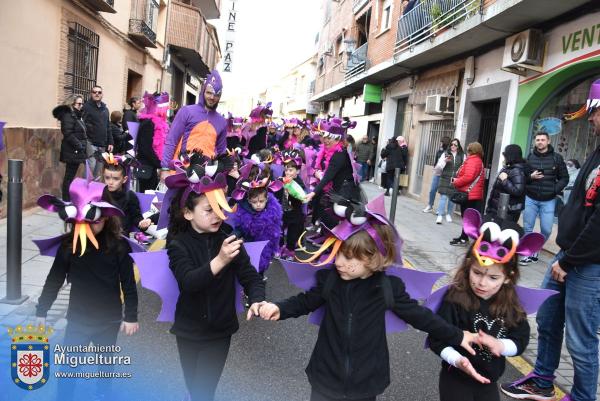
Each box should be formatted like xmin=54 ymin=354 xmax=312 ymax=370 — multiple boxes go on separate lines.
xmin=381 ymin=136 xmax=408 ymax=196
xmin=501 ymin=78 xmax=600 ymax=401
xmin=519 ymin=132 xmax=569 ymax=265
xmin=449 ymin=142 xmax=485 ymax=246
xmin=122 ymin=96 xmax=141 ymax=132
xmin=109 ymin=111 xmax=128 ymax=155
xmin=52 ymin=94 xmax=88 ymax=201
xmin=435 ymin=138 xmax=464 ymax=224
xmin=424 ymin=136 xmax=451 ymax=213
xmin=485 ymin=144 xmax=527 ymax=222
xmin=83 ymin=85 xmax=113 ymax=178
xmin=368 ymin=137 xmax=377 ymax=180
xmin=355 ymin=136 xmax=374 ymax=182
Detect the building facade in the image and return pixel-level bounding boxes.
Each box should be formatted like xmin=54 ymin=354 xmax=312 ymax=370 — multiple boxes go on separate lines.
xmin=0 ymin=0 xmax=221 ymax=215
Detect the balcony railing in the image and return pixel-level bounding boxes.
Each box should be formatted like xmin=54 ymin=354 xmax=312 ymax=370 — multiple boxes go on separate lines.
xmin=353 ymin=0 xmax=369 ymax=14
xmin=129 ymin=0 xmax=159 ymax=48
xmin=81 ymin=0 xmax=116 ymax=13
xmin=395 ymin=0 xmax=481 ymax=57
xmin=345 ymin=43 xmax=368 ymax=80
xmin=167 ymin=1 xmax=206 ymax=55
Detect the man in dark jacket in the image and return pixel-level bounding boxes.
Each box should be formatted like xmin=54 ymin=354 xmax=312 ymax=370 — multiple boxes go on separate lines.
xmin=520 ymin=132 xmax=568 ymax=264
xmin=83 ymin=85 xmax=113 ymax=178
xmin=380 ymin=136 xmax=408 ymax=196
xmin=502 ymin=79 xmax=600 ymax=401
xmin=355 ymin=136 xmax=373 ymax=182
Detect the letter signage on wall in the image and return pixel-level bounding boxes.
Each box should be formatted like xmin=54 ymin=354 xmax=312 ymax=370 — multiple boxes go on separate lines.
xmin=224 ymin=0 xmax=237 ymax=72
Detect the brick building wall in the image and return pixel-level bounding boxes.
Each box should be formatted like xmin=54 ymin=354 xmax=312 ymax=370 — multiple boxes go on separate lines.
xmin=367 ymin=0 xmax=404 ymax=66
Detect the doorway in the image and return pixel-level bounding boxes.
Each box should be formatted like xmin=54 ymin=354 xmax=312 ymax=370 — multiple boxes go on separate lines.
xmin=477 ymin=100 xmax=500 ymax=199
xmin=126 ymin=70 xmax=142 ymax=102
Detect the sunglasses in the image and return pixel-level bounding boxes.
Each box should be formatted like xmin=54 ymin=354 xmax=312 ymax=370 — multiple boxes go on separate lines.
xmin=92 ymin=90 xmax=102 ymax=94
xmin=74 ymin=102 xmax=83 ymax=106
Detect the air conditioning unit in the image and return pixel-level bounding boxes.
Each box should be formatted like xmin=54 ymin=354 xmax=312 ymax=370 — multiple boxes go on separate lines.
xmin=502 ymin=29 xmax=545 ymax=76
xmin=425 ymin=95 xmax=454 ymax=115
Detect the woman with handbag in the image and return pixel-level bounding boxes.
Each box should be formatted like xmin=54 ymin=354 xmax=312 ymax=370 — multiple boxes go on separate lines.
xmin=485 ymin=144 xmax=527 ymax=222
xmin=435 ymin=139 xmax=464 ymax=224
xmin=449 ymin=142 xmax=485 ymax=246
xmin=52 ymin=94 xmax=89 ymax=201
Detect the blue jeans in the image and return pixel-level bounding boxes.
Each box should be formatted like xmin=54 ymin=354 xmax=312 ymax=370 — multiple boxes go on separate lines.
xmin=437 ymin=194 xmax=454 ymax=216
xmin=523 ymin=196 xmax=556 ymax=241
xmin=533 ymin=251 xmax=600 ymax=401
xmin=359 ymin=162 xmax=369 ymax=181
xmin=428 ymin=175 xmax=441 ymax=207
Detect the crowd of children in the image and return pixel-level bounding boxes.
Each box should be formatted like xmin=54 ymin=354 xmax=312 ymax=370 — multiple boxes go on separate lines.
xmin=34 ymin=71 xmax=557 ymax=401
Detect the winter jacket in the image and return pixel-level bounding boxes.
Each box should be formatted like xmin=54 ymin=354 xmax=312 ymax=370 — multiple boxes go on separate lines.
xmin=429 ymin=294 xmax=530 ymax=383
xmin=167 ymin=224 xmax=266 ymax=340
xmin=83 ymin=99 xmax=112 ymax=147
xmin=355 ymin=142 xmax=374 ymax=163
xmin=122 ymin=109 xmax=138 ymax=132
xmin=525 ymin=145 xmax=569 ymax=201
xmin=136 ymin=119 xmax=162 ymax=169
xmin=110 ymin=122 xmax=128 ymax=154
xmin=485 ymin=163 xmax=527 ymax=217
xmin=437 ymin=152 xmax=464 ymax=195
xmin=276 ymin=269 xmax=464 ymax=399
xmin=556 ymin=145 xmax=600 ymax=270
xmin=53 ymin=105 xmax=88 ymax=164
xmin=453 ymin=154 xmax=485 ymax=201
xmin=313 ymin=150 xmax=356 ymax=197
xmin=248 ymin=126 xmax=268 ymax=156
xmin=36 ymin=235 xmax=137 ymax=324
xmin=380 ymin=142 xmax=408 ymax=173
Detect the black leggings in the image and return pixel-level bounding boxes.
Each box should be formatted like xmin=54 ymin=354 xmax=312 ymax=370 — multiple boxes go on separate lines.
xmin=283 ymin=210 xmax=305 ymax=249
xmin=458 ymin=199 xmax=484 ymax=240
xmin=176 ymin=335 xmax=231 ymax=401
xmin=439 ymin=368 xmax=499 ymax=401
xmin=138 ymin=170 xmax=158 ymax=193
xmin=310 ymin=388 xmax=376 ymax=401
xmin=62 ymin=162 xmax=81 ymax=201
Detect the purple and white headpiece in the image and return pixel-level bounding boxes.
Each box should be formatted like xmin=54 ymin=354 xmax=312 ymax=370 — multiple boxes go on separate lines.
xmin=313 ymin=116 xmax=357 ymax=140
xmin=249 ymin=102 xmax=273 ymax=123
xmin=231 ymin=162 xmax=283 ymax=201
xmin=462 ymin=209 xmax=544 ymax=267
xmin=297 ymin=194 xmax=402 ymax=266
xmin=37 ymin=178 xmax=124 ymax=256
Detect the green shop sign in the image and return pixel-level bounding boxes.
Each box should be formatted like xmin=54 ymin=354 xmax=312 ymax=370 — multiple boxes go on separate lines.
xmin=562 ymin=24 xmax=600 ymax=54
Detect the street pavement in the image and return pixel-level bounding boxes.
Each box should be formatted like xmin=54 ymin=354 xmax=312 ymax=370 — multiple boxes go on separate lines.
xmin=0 ymin=183 xmax=594 ymax=400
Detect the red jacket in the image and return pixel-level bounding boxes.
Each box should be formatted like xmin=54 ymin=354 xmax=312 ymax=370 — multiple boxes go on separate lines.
xmin=453 ymin=154 xmax=485 ymax=200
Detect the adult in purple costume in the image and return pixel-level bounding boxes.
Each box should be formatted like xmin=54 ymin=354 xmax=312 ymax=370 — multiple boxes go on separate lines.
xmin=160 ymin=70 xmax=227 ymax=180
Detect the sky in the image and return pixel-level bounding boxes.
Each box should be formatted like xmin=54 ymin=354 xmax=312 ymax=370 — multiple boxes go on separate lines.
xmin=214 ymin=0 xmax=322 ymax=100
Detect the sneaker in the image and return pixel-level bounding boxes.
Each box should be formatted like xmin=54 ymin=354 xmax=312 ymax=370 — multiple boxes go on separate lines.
xmin=436 ymin=215 xmax=443 ymax=224
xmin=445 ymin=214 xmax=452 ymax=223
xmin=530 ymin=255 xmax=539 ymax=263
xmin=423 ymin=205 xmax=433 ymax=213
xmin=449 ymin=238 xmax=467 ymax=246
xmin=519 ymin=257 xmax=532 ymax=266
xmin=500 ymin=377 xmax=555 ymax=400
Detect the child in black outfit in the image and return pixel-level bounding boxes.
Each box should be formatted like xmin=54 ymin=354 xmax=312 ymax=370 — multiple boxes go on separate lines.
xmin=428 ymin=210 xmax=540 ymax=401
xmin=100 ymin=154 xmax=152 ymax=236
xmin=257 ymin=218 xmax=480 ymax=401
xmin=35 ymin=178 xmax=138 ymax=400
xmin=278 ymin=150 xmax=307 ymax=259
xmin=165 ymin=164 xmax=266 ymax=401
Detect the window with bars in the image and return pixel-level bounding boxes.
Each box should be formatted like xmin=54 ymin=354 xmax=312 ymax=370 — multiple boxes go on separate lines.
xmin=414 ymin=120 xmax=456 ymax=194
xmin=64 ymin=22 xmax=99 ymax=97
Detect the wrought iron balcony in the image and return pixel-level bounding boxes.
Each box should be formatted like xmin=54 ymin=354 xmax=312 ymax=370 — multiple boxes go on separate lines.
xmin=345 ymin=43 xmax=368 ymax=80
xmin=129 ymin=0 xmax=159 ymax=48
xmin=395 ymin=0 xmax=480 ymax=57
xmin=81 ymin=0 xmax=116 ymax=13
xmin=353 ymin=0 xmax=370 ymax=14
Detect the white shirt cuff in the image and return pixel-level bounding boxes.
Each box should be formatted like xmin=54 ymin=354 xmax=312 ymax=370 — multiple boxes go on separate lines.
xmin=500 ymin=339 xmax=518 ymax=357
xmin=440 ymin=346 xmax=463 ymax=367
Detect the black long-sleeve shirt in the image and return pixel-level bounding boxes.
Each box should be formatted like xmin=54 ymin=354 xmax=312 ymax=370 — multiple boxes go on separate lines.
xmin=313 ymin=150 xmax=354 ymax=196
xmin=276 ymin=269 xmax=464 ymax=399
xmin=136 ymin=119 xmax=161 ymax=168
xmin=429 ymin=295 xmax=529 ymax=383
xmin=102 ymin=187 xmax=144 ymax=235
xmin=167 ymin=224 xmax=266 ymax=340
xmin=36 ymin=236 xmax=138 ymax=323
